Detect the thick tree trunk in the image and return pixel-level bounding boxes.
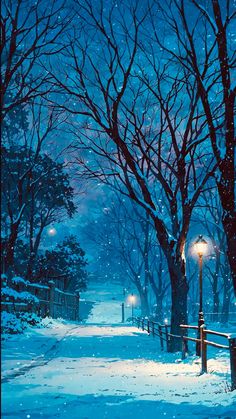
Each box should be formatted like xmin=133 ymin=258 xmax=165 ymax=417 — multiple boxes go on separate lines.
xmin=139 ymin=288 xmax=149 ymax=316
xmin=153 ymin=217 xmax=189 ymax=352
xmin=221 ymin=211 xmax=236 ymax=296
xmin=168 ymin=261 xmax=188 ymax=352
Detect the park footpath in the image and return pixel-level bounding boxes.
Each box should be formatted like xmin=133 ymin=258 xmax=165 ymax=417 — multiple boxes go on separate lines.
xmin=1 ymin=317 xmax=236 ymax=419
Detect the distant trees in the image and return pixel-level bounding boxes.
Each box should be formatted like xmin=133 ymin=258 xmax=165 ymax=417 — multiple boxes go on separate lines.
xmin=108 ymin=197 xmax=170 ymax=319
xmin=82 ymin=193 xmax=170 ymax=320
xmin=36 ymin=235 xmax=88 ymax=292
xmin=1 ymin=145 xmax=76 ymax=275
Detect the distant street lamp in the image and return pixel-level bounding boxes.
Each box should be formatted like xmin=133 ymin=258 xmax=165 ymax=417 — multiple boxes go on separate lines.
xmin=129 ymin=293 xmax=135 ymax=321
xmin=194 ymin=235 xmax=208 ymax=356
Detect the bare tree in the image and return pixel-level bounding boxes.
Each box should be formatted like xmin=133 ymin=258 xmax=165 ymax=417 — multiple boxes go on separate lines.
xmin=154 ymin=0 xmax=236 ymax=294
xmin=0 ymin=0 xmax=71 ymax=124
xmin=50 ymin=0 xmax=217 ymax=350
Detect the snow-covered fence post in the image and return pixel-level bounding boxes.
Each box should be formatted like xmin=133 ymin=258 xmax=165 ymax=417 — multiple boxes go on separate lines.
xmin=48 ymin=281 xmax=55 ymax=318
xmin=147 ymin=320 xmax=150 ymax=334
xmin=142 ymin=318 xmax=144 ymax=331
xmin=200 ymin=325 xmax=207 ymax=374
xmin=229 ymin=337 xmax=236 ymax=391
xmin=158 ymin=325 xmax=164 ymax=351
xmin=75 ymin=291 xmax=80 ymax=321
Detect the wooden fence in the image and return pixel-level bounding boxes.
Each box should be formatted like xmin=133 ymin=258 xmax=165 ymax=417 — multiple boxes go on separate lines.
xmin=133 ymin=316 xmax=236 ymax=391
xmin=2 ymin=280 xmax=80 ymax=321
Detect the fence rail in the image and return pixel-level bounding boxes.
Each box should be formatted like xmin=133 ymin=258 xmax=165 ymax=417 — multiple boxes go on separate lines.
xmin=133 ymin=316 xmax=236 ymax=391
xmin=2 ymin=280 xmax=80 ymax=321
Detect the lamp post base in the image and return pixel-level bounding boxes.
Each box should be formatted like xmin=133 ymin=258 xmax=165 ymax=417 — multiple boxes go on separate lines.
xmin=196 ymin=311 xmax=205 ymax=356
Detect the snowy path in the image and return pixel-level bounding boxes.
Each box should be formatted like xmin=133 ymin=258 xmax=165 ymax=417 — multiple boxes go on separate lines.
xmin=2 ymin=323 xmax=236 ymax=419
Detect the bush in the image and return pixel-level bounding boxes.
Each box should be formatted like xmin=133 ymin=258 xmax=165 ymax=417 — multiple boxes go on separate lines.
xmin=1 ymin=311 xmax=25 ymax=335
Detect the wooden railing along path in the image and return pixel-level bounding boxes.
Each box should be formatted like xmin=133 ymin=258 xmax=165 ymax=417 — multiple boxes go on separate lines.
xmin=133 ymin=316 xmax=236 ymax=391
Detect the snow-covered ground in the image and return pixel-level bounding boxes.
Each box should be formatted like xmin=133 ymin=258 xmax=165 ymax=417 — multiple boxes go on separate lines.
xmin=2 ymin=283 xmax=236 ymax=418
xmin=2 ymin=323 xmax=236 ymax=418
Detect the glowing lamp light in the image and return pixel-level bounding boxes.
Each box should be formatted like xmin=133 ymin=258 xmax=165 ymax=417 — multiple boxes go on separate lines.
xmin=194 ymin=235 xmax=207 ymax=257
xmin=48 ymin=227 xmax=57 ymax=237
xmin=129 ymin=294 xmax=135 ymax=304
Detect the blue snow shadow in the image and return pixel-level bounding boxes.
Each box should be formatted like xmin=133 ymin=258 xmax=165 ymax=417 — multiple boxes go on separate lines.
xmin=2 ymin=391 xmax=236 ymax=419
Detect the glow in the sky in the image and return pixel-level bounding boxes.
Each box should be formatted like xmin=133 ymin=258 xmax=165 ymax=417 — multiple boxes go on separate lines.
xmin=47 ymin=227 xmax=57 ymax=236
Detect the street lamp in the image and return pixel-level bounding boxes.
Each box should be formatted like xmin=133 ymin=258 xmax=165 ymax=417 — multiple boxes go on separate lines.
xmin=129 ymin=293 xmax=135 ymax=321
xmin=194 ymin=235 xmax=208 ymax=356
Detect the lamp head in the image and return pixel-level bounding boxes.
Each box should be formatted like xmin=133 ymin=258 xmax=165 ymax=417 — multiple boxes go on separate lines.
xmin=194 ymin=235 xmax=207 ymax=257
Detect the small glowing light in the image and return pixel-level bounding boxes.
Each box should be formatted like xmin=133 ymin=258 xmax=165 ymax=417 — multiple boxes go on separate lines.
xmin=129 ymin=294 xmax=135 ymax=304
xmin=48 ymin=227 xmax=57 ymax=236
xmin=194 ymin=235 xmax=207 ymax=256
xmin=164 ymin=318 xmax=168 ymax=324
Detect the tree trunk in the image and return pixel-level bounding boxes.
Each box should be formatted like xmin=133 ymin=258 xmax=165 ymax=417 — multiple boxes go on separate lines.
xmin=139 ymin=288 xmax=149 ymax=316
xmin=5 ymin=222 xmax=19 ymax=273
xmin=154 ymin=294 xmax=163 ymax=322
xmin=26 ymin=190 xmax=35 ymax=281
xmin=168 ymin=262 xmax=188 ymax=352
xmin=221 ymin=211 xmax=236 ymax=296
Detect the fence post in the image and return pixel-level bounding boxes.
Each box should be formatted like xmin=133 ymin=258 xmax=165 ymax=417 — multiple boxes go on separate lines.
xmin=142 ymin=318 xmax=144 ymax=331
xmin=200 ymin=324 xmax=207 ymax=374
xmin=147 ymin=320 xmax=150 ymax=334
xmin=121 ymin=302 xmax=125 ymax=323
xmin=75 ymin=291 xmax=80 ymax=321
xmin=48 ymin=281 xmax=55 ymax=318
xmin=137 ymin=317 xmax=140 ymax=329
xmin=158 ymin=325 xmax=164 ymax=351
xmin=229 ymin=337 xmax=236 ymax=391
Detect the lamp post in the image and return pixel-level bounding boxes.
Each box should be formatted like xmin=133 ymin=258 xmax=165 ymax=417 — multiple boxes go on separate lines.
xmin=194 ymin=235 xmax=208 ymax=356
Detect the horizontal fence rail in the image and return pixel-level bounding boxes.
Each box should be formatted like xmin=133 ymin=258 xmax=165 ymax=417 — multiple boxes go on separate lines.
xmin=133 ymin=316 xmax=236 ymax=391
